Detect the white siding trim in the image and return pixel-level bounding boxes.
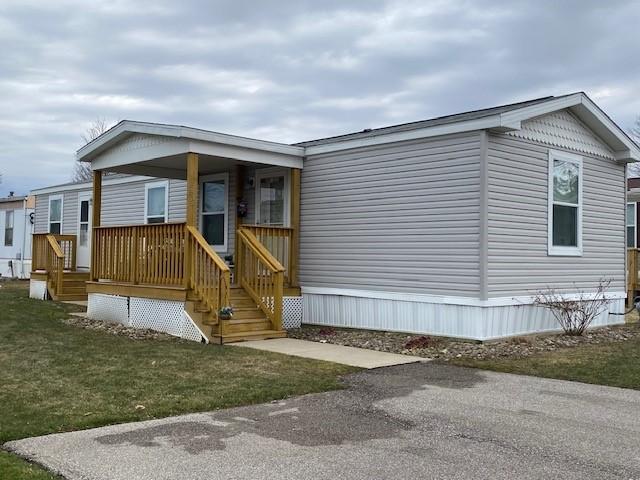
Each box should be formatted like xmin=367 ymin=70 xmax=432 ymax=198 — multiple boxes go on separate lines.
xmin=548 ymin=149 xmax=583 ymax=256
xmin=301 ymin=286 xmax=626 ymax=307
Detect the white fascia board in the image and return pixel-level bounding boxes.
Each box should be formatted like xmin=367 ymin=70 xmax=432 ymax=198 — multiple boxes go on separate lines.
xmin=189 ymin=140 xmax=303 ymax=169
xmin=30 ymin=175 xmax=156 ymax=196
xmin=303 ymin=116 xmax=509 ymax=156
xmin=90 ymin=139 xmax=190 ymax=171
xmin=77 ymin=121 xmax=304 ymax=162
xmin=300 ymin=286 xmax=626 ymax=307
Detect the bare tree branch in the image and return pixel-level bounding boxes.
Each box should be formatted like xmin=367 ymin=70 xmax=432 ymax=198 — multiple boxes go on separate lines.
xmin=72 ymin=118 xmax=113 ymax=183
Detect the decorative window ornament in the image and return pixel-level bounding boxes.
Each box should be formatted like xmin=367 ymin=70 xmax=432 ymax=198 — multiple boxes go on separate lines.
xmin=237 ymin=199 xmax=248 ymax=218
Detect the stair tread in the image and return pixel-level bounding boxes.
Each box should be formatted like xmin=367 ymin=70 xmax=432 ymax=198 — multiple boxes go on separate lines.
xmin=216 ymin=329 xmax=286 ymax=338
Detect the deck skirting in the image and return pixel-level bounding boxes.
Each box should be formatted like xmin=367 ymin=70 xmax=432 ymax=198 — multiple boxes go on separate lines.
xmin=302 ymin=291 xmax=626 ymax=341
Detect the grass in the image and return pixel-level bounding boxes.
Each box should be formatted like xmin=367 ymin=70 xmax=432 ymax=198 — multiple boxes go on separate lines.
xmin=452 ymin=336 xmax=640 ymax=390
xmin=0 ymin=281 xmax=357 ymax=479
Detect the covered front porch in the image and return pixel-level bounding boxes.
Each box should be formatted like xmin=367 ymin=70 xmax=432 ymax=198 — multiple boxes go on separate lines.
xmin=36 ymin=121 xmax=304 ymax=343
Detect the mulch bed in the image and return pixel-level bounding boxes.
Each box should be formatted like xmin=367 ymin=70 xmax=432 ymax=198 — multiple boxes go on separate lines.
xmin=288 ymin=321 xmax=640 ymax=361
xmin=63 ymin=315 xmax=179 ymax=342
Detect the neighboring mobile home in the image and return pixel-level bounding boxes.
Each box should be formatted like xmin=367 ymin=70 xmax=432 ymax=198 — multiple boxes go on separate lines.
xmin=30 ymin=92 xmax=640 ymax=342
xmin=0 ymin=194 xmax=34 ymax=279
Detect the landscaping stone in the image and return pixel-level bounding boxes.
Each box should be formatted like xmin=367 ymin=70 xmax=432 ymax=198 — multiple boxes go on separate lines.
xmin=288 ymin=322 xmax=640 ymax=361
xmin=63 ymin=316 xmax=178 ymax=342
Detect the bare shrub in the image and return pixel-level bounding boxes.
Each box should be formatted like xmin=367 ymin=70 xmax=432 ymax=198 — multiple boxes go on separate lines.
xmin=404 ymin=335 xmax=439 ymax=350
xmin=533 ymin=278 xmax=613 ymax=336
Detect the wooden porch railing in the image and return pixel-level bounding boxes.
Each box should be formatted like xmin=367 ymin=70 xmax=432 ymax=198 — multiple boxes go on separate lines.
xmin=92 ymin=223 xmax=185 ymax=285
xmin=32 ymin=234 xmax=77 ymax=272
xmin=239 ymin=225 xmax=294 ymax=285
xmin=237 ymin=228 xmax=284 ymax=331
xmin=628 ymin=248 xmax=638 ymax=308
xmin=185 ymin=226 xmax=231 ymax=323
xmin=45 ymin=235 xmax=65 ymax=296
xmin=32 ymin=234 xmax=77 ymax=298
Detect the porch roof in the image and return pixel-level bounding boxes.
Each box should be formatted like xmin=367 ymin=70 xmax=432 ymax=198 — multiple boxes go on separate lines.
xmin=77 ymin=120 xmax=304 ymax=179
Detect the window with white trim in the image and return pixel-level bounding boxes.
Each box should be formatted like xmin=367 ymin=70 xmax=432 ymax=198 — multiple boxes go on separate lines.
xmin=49 ymin=195 xmax=63 ymax=234
xmin=4 ymin=210 xmax=14 ymax=246
xmin=627 ymin=202 xmax=636 ymax=248
xmin=548 ymin=150 xmax=582 ymax=256
xmin=200 ymin=173 xmax=228 ymax=251
xmin=145 ymin=181 xmax=168 ymax=224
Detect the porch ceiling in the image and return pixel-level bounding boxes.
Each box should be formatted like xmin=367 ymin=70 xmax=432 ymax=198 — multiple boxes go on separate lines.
xmin=77 ymin=120 xmax=304 ymax=178
xmin=103 ymin=153 xmax=259 ymax=180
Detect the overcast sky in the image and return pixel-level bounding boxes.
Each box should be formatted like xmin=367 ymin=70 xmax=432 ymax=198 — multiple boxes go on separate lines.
xmin=1 ymin=0 xmax=639 ymax=196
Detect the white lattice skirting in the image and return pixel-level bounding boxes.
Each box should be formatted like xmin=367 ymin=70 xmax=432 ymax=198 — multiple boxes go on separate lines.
xmin=283 ymin=296 xmax=303 ymax=329
xmin=87 ymin=293 xmax=207 ymax=343
xmin=29 ymin=279 xmax=48 ymax=300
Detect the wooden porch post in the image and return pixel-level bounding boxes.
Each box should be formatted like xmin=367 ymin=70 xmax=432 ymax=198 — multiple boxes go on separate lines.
xmin=184 ymin=153 xmax=199 ymax=288
xmin=289 ymin=168 xmax=301 ymax=287
xmin=234 ymin=166 xmax=245 ymax=285
xmin=90 ymin=170 xmax=102 ymax=281
xmin=186 ymin=153 xmax=199 ymax=227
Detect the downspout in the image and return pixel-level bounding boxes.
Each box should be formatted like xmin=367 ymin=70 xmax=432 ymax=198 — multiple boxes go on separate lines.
xmin=21 ymin=197 xmax=28 ymax=279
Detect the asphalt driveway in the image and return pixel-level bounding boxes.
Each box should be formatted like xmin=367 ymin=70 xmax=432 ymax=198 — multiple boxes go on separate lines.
xmin=6 ymin=363 xmax=640 ymax=479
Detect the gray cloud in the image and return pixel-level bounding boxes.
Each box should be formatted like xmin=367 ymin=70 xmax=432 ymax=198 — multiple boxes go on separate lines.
xmin=1 ymin=0 xmax=639 ymax=195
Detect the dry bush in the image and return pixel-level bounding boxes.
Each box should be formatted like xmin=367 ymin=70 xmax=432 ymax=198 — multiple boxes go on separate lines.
xmin=533 ymin=278 xmax=612 ymax=336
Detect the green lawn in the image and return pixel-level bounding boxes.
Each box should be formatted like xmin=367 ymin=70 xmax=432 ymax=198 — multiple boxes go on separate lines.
xmin=0 ymin=281 xmax=356 ymax=479
xmin=452 ymin=336 xmax=640 ymax=390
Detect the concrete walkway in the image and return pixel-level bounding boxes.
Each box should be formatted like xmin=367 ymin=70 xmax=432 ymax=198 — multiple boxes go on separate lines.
xmin=6 ymin=363 xmax=640 ymax=480
xmin=230 ymin=338 xmax=424 ymax=368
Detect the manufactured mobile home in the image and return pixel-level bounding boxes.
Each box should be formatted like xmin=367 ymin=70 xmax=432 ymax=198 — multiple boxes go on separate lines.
xmin=0 ymin=194 xmax=34 ymax=279
xmin=30 ymin=92 xmax=640 ymax=342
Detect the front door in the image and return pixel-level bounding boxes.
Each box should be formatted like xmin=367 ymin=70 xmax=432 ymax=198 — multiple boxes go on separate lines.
xmin=256 ymin=168 xmax=289 ymax=226
xmin=77 ymin=193 xmax=92 ymax=269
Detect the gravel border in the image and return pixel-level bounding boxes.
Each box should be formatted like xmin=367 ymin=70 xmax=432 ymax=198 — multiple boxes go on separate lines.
xmin=288 ymin=321 xmax=640 ymax=361
xmin=63 ymin=315 xmax=182 ymax=342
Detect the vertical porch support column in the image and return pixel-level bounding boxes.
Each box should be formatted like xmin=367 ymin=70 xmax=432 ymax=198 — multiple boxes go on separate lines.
xmin=184 ymin=153 xmax=199 ymax=288
xmin=90 ymin=170 xmax=102 ymax=282
xmin=289 ymin=168 xmax=301 ymax=287
xmin=234 ymin=166 xmax=245 ymax=285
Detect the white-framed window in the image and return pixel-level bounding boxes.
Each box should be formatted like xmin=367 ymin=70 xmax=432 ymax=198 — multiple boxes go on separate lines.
xmin=255 ymin=167 xmax=290 ymax=226
xmin=48 ymin=195 xmax=63 ymax=234
xmin=548 ymin=150 xmax=583 ymax=256
xmin=4 ymin=210 xmax=14 ymax=246
xmin=627 ymin=202 xmax=637 ymax=248
xmin=144 ymin=181 xmax=168 ymax=224
xmin=199 ymin=173 xmax=228 ymax=251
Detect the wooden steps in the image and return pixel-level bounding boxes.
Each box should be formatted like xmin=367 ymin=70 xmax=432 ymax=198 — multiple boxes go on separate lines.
xmin=49 ymin=271 xmax=90 ymax=301
xmin=184 ymin=285 xmax=286 ymax=344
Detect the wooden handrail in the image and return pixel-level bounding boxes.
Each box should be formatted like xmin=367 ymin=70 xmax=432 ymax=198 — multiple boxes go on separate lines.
xmin=185 ymin=226 xmax=231 ymax=325
xmin=238 ymin=228 xmax=285 ymax=272
xmin=186 ymin=226 xmax=230 ymax=272
xmin=237 ymin=228 xmax=284 ymax=331
xmin=239 ymin=225 xmax=292 ymax=284
xmin=45 ymin=234 xmax=66 ymax=297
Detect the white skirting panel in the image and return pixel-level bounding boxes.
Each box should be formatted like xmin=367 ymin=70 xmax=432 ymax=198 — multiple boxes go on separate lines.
xmin=86 ymin=293 xmax=206 ymax=343
xmin=283 ymin=296 xmax=303 ymax=329
xmin=29 ymin=279 xmax=47 ymax=300
xmin=303 ymin=294 xmax=626 ymax=341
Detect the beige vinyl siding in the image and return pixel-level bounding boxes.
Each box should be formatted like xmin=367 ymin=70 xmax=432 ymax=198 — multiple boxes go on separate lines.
xmin=299 ymin=132 xmax=482 ymax=296
xmin=486 ymin=133 xmax=625 ymax=297
xmin=62 ymin=191 xmax=79 ymax=234
xmin=34 ymin=195 xmax=49 ymax=233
